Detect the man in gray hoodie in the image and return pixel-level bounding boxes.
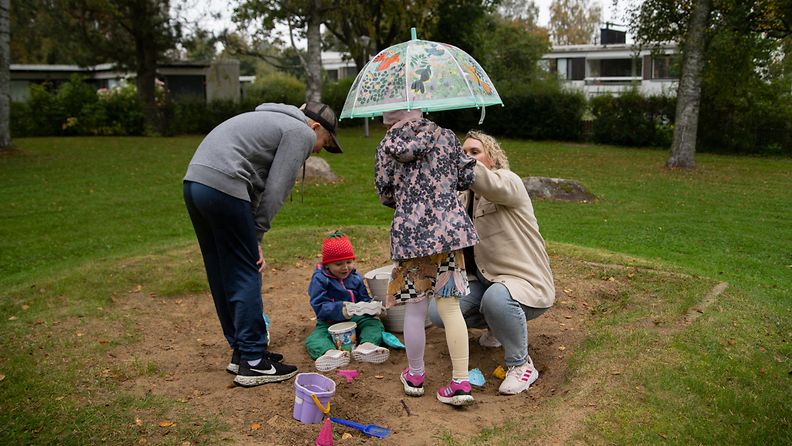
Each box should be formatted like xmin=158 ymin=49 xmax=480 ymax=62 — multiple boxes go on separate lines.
xmin=183 ymin=102 xmax=342 ymax=387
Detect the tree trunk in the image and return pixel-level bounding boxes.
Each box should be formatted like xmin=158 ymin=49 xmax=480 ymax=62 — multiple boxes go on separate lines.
xmin=304 ymin=0 xmax=322 ymax=103
xmin=136 ymin=35 xmax=160 ymax=134
xmin=0 ymin=0 xmax=11 ymax=149
xmin=667 ymin=0 xmax=711 ymax=169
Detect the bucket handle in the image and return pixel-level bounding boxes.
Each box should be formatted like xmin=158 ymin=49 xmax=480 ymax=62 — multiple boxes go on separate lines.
xmin=311 ymin=393 xmax=331 ymax=415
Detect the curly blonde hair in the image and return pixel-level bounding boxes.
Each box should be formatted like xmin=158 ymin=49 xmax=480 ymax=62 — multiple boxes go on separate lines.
xmin=465 ymin=130 xmax=509 ymax=170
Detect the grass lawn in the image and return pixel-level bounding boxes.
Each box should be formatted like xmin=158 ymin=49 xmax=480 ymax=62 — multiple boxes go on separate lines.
xmin=1 ymin=129 xmax=790 ymax=444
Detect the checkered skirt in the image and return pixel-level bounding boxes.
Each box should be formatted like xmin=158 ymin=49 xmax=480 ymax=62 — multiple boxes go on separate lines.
xmin=384 ymin=250 xmax=469 ymax=308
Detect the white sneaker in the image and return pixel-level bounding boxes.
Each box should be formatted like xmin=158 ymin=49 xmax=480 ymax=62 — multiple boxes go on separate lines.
xmin=352 ymin=342 xmax=390 ymax=364
xmin=498 ymin=356 xmax=539 ymax=395
xmin=315 ymin=349 xmax=350 ymax=372
xmin=479 ymin=329 xmax=502 ymax=348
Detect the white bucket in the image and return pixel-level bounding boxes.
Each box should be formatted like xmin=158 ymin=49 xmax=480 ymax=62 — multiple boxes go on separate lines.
xmin=364 ymin=265 xmax=432 ymax=333
xmin=328 ymin=321 xmax=357 ymax=352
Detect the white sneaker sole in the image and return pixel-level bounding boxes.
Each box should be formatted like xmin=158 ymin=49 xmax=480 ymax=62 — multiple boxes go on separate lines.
xmin=226 ymin=363 xmax=239 ymax=375
xmin=498 ymin=368 xmax=539 ymax=395
xmin=233 ymin=369 xmax=298 ymax=387
xmin=400 ymin=373 xmax=425 ymax=397
xmin=437 ymin=393 xmax=475 ymax=406
xmin=315 ymin=352 xmax=351 ymax=372
xmin=352 ymin=347 xmax=389 ymax=364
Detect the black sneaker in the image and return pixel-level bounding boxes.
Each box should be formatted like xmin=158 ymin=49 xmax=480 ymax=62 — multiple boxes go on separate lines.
xmin=227 ymin=349 xmax=284 ymax=375
xmin=233 ymin=356 xmax=298 ymax=387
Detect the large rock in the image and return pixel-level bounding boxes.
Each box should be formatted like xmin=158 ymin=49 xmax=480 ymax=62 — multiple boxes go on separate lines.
xmin=297 ymin=156 xmax=338 ymax=183
xmin=522 ymin=176 xmax=596 ymax=203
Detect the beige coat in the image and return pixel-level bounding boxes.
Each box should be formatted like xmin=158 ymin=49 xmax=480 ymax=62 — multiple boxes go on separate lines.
xmin=466 ymin=163 xmax=555 ymax=308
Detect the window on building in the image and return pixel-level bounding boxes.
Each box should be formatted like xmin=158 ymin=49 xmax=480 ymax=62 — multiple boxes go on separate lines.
xmin=599 ymin=58 xmax=640 ymax=77
xmin=652 ymin=56 xmax=679 ymax=79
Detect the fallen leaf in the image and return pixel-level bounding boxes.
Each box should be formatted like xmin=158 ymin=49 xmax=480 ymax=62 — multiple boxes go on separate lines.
xmin=8 ymin=316 xmax=17 ymax=321
xmin=627 ymin=272 xmax=635 ymax=278
xmin=181 ymin=442 xmax=191 ymax=446
xmin=611 ymin=371 xmax=621 ymax=375
xmin=135 ymin=417 xmax=143 ymax=426
xmin=21 ymin=304 xmax=29 ymax=311
xmin=55 ymin=396 xmax=64 ymax=401
xmin=607 ymin=276 xmax=615 ymax=281
xmin=341 ymin=432 xmax=353 ymax=440
xmin=727 ymin=338 xmax=735 ymax=346
xmin=558 ymin=346 xmax=566 ymax=351
xmin=564 ymin=315 xmax=572 ymax=319
xmin=375 ymin=375 xmax=384 ymax=379
xmin=138 ymin=438 xmax=148 ymax=445
xmin=0 ymin=374 xmax=5 ymax=381
xmin=158 ymin=420 xmax=175 ymax=427
xmin=250 ymin=422 xmax=262 ymax=430
xmin=563 ymin=288 xmax=573 ymax=294
xmin=132 ymin=285 xmax=142 ymax=293
xmin=76 ymin=332 xmax=84 ymax=337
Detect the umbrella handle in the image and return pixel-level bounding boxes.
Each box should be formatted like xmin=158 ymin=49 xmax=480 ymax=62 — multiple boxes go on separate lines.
xmin=478 ymin=106 xmax=486 ymax=125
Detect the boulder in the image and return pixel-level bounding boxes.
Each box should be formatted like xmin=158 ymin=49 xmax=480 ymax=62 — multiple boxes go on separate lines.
xmin=297 ymin=156 xmax=338 ymax=183
xmin=522 ymin=176 xmax=596 ymax=203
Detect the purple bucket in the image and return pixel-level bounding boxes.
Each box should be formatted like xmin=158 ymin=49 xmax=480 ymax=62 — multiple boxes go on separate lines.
xmin=293 ymin=373 xmax=336 ymax=424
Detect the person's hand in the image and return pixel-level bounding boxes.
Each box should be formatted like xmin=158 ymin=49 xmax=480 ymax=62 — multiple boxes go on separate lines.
xmin=257 ymin=244 xmax=267 ymax=272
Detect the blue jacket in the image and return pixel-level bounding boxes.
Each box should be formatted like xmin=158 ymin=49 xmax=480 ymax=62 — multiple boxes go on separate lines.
xmin=308 ymin=265 xmax=372 ymax=323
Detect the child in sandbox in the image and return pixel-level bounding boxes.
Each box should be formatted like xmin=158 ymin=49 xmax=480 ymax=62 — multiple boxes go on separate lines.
xmin=375 ymin=109 xmax=480 ymax=406
xmin=306 ymin=231 xmax=390 ymax=371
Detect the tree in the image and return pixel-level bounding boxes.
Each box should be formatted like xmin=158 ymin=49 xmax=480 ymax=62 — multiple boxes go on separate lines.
xmin=323 ymin=0 xmax=440 ymax=71
xmin=0 ymin=0 xmax=10 ymax=149
xmin=12 ymin=1 xmax=183 ymax=133
xmin=498 ymin=0 xmax=540 ymax=25
xmin=234 ymin=0 xmax=329 ymax=102
xmin=665 ymin=0 xmax=710 ymax=168
xmin=548 ymin=0 xmax=602 ymax=45
xmin=628 ymin=0 xmax=792 ymax=165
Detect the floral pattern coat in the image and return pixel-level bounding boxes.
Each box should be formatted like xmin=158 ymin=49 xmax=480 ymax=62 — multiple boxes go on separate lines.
xmin=375 ymin=117 xmax=479 ymax=260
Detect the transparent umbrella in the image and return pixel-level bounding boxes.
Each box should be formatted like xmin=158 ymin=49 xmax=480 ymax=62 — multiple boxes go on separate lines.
xmin=340 ymin=28 xmax=502 ymax=124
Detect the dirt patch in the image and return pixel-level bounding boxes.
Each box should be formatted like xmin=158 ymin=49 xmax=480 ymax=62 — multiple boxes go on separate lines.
xmin=102 ymin=254 xmax=644 ymax=445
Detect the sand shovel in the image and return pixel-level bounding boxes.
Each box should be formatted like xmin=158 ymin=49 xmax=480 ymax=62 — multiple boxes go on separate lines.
xmin=329 ymin=417 xmax=392 ymax=438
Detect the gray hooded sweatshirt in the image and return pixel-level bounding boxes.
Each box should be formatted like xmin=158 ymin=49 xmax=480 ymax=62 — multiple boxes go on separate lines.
xmin=184 ymin=103 xmax=316 ymax=240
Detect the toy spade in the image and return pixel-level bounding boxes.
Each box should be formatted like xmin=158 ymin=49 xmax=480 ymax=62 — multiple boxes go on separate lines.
xmin=329 ymin=417 xmax=392 ymax=438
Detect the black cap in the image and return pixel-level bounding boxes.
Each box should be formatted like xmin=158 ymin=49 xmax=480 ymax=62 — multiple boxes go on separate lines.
xmin=302 ymin=102 xmax=342 ymax=153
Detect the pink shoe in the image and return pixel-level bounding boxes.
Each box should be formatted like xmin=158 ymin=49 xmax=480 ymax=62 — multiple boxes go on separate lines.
xmin=400 ymin=368 xmax=426 ymax=397
xmin=436 ymin=380 xmax=474 ymax=406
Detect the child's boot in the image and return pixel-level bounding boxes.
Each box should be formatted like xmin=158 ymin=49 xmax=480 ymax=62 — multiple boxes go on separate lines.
xmin=315 ymin=349 xmax=350 ymax=372
xmin=352 ymin=342 xmax=390 ymax=364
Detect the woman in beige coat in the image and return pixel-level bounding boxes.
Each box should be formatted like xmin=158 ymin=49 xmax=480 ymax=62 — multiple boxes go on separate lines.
xmin=430 ymin=130 xmax=555 ymax=395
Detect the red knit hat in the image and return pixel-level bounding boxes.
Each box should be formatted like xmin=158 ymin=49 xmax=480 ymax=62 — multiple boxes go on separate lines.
xmin=322 ymin=231 xmax=355 ymax=264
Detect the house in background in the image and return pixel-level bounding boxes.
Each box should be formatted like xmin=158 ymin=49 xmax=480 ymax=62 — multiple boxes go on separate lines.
xmin=10 ymin=59 xmax=240 ymax=103
xmin=542 ymin=27 xmax=679 ymax=98
xmin=322 ymin=51 xmax=358 ymax=81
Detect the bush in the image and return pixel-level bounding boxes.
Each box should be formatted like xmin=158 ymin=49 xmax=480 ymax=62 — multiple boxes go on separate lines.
xmin=698 ymin=85 xmax=792 ymax=155
xmin=590 ymin=91 xmax=675 ymax=147
xmin=322 ymin=77 xmax=355 ymax=127
xmin=430 ymin=82 xmax=586 ymax=141
xmin=245 ymin=73 xmax=306 ymax=106
xmin=11 ymin=77 xmax=146 ymax=137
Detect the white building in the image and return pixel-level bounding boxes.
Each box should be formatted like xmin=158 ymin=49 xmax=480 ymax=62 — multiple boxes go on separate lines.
xmin=542 ymin=28 xmax=679 ymax=98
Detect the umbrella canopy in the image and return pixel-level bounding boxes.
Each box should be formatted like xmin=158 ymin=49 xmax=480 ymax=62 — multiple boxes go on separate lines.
xmin=340 ymin=28 xmax=502 ymax=121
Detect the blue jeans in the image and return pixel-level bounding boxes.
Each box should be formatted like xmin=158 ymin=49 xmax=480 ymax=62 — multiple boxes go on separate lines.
xmin=183 ymin=181 xmax=268 ymax=361
xmin=429 ymin=273 xmax=547 ymax=367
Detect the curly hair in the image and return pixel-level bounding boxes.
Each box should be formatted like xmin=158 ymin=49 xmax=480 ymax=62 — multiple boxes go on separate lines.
xmin=464 ymin=130 xmax=509 ymax=170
